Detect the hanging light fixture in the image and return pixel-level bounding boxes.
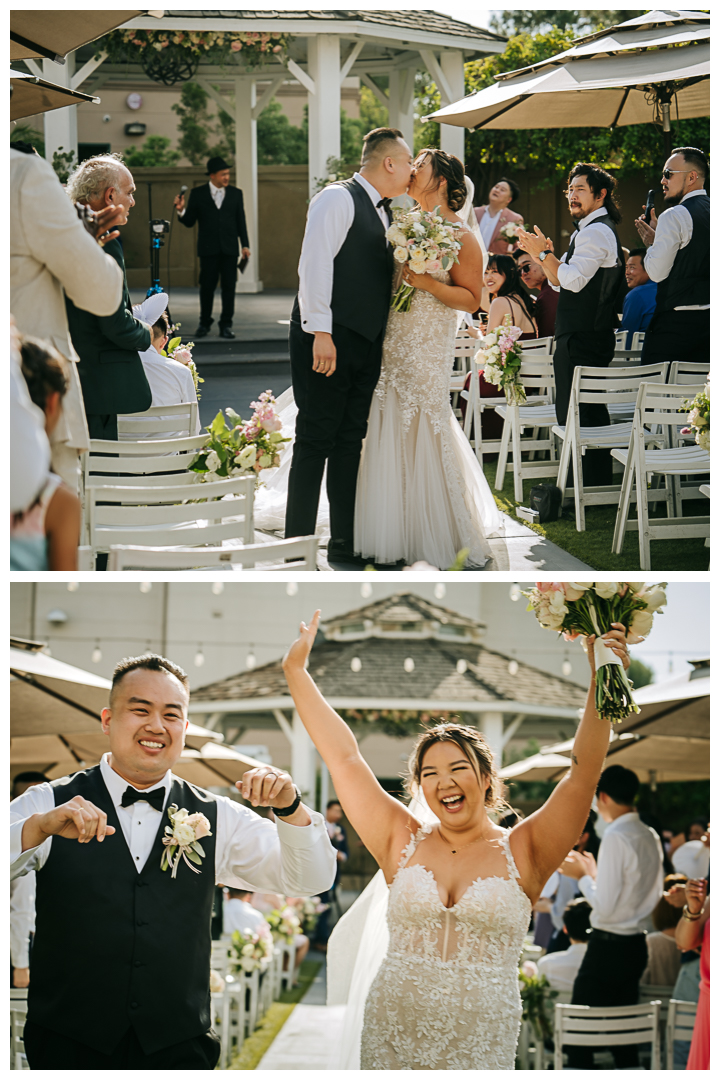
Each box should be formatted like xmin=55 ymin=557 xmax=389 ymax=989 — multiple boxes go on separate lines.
xmin=139 ymin=582 xmax=152 ymax=593
xmin=434 ymin=583 xmax=446 ymax=599
xmin=509 ymin=583 xmax=521 ymax=602
xmin=562 ymin=658 xmax=573 ymax=677
xmin=286 ymin=582 xmax=298 ymax=597
xmin=212 ymin=582 xmax=224 ymax=595
xmin=404 ymin=657 xmax=415 ymax=673
xmin=246 ymin=647 xmax=256 ymax=671
xmin=351 ymin=657 xmax=362 ymax=673
xmin=508 ymin=659 xmax=519 ymax=676
xmin=360 ymin=582 xmax=372 ymax=599
xmin=91 ymin=641 xmax=102 ymax=664
xmin=66 ymin=582 xmax=79 ymax=592
xmin=456 ymin=658 xmax=467 ymax=674
xmin=194 ymin=646 xmax=205 ymax=667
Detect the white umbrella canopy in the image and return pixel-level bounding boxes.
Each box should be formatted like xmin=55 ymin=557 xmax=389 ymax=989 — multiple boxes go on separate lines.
xmin=424 ymin=42 xmax=709 ymax=131
xmin=10 ymin=11 xmax=146 ymax=63
xmin=603 ymin=733 xmax=710 ymax=783
xmin=613 ymin=674 xmax=709 ymax=740
xmin=173 ymin=744 xmax=269 ymax=789
xmin=499 ymin=752 xmax=572 ymax=783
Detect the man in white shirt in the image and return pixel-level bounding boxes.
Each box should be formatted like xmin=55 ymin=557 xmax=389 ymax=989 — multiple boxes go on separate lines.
xmin=559 ymin=764 xmax=664 ymax=1068
xmin=10 ymin=772 xmax=47 ymax=989
xmin=516 ymin=163 xmax=626 ymax=487
xmin=537 ymin=897 xmax=592 ymax=992
xmin=284 ymin=127 xmax=414 ymax=564
xmin=223 ymin=889 xmax=267 ymax=936
xmin=122 ymin=305 xmax=201 ymax=441
xmin=635 ymin=146 xmax=709 ymax=367
xmin=10 ymin=652 xmax=335 ymax=1069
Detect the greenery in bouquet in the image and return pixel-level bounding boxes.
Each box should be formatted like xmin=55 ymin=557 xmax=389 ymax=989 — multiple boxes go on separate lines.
xmin=682 ymin=384 xmax=710 ymax=451
xmin=229 ymin=923 xmax=274 ymax=973
xmin=518 ymin=961 xmax=558 ymax=1042
xmin=478 ymin=313 xmax=526 ymax=405
xmin=286 ymin=896 xmax=329 ymax=935
xmin=523 ymin=582 xmax=667 ymax=722
xmin=162 ymin=333 xmax=203 ymax=399
xmin=97 ymin=28 xmax=292 ymax=71
xmin=265 ymin=905 xmax=302 ymax=944
xmin=387 ymin=206 xmax=463 ymax=313
xmin=190 ymin=391 xmax=290 ymax=483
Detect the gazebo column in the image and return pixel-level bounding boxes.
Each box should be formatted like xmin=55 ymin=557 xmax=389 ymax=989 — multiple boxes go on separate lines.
xmin=481 ymin=711 xmax=505 ymax=769
xmin=233 ymin=77 xmax=263 ymax=293
xmin=292 ymin=709 xmax=316 ymax=809
xmin=306 ymin=34 xmax=341 ymax=199
xmin=439 ymin=52 xmax=465 ymax=162
xmin=42 ymin=54 xmax=77 ymax=164
xmin=388 ymin=66 xmax=416 ymax=145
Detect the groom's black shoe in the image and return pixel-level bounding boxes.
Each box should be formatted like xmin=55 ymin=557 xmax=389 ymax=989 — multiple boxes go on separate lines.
xmin=219 ymin=327 xmax=235 ymax=339
xmin=194 ymin=324 xmax=211 ymax=338
xmin=327 ymin=539 xmax=372 ymax=567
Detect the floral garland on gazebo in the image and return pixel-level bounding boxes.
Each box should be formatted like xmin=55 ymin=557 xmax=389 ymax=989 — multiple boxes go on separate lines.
xmin=96 ymin=28 xmax=293 ymax=84
xmin=338 ymin=708 xmax=459 ymax=738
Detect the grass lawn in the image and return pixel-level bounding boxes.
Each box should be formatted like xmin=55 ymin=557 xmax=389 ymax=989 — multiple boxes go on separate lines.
xmin=483 ymin=459 xmax=710 ymax=572
xmin=228 ymin=960 xmax=322 ymax=1069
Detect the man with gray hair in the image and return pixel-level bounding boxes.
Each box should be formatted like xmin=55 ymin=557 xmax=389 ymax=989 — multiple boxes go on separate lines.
xmin=65 ymin=154 xmax=152 ymax=440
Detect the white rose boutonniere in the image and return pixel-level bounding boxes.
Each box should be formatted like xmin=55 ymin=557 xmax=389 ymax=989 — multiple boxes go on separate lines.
xmin=161 ymin=804 xmax=212 ymax=878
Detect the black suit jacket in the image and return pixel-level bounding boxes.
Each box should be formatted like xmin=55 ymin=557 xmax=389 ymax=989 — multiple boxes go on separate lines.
xmin=178 ymin=183 xmax=249 ymax=258
xmin=65 ymin=238 xmax=152 ymax=417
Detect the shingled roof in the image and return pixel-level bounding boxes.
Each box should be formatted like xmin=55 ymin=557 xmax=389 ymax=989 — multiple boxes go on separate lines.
xmin=191 ymin=594 xmax=585 ymax=713
xmin=163 ymin=10 xmax=506 ymax=43
xmin=322 ymin=591 xmax=484 ymax=636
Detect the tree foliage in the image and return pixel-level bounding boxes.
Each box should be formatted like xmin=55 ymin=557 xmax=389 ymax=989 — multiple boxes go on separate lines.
xmin=490 ymin=10 xmax=645 ymax=36
xmin=171 ymin=81 xmax=232 ymax=165
xmin=123 ymin=134 xmax=180 ymax=167
xmin=628 ymin=657 xmax=655 ymax=690
xmin=11 ymin=123 xmax=45 ymax=157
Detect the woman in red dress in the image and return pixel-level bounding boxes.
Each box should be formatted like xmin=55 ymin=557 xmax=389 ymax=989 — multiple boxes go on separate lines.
xmin=675 ymin=876 xmax=709 ymax=1070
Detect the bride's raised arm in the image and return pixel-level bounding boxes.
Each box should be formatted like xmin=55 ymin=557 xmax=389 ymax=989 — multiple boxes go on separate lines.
xmin=282 ymin=611 xmax=419 ymax=876
xmin=512 ymin=624 xmax=630 ymax=899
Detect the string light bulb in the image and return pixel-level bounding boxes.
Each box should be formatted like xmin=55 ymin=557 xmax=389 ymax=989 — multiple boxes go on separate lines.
xmin=351 ymin=657 xmax=362 ymax=673
xmin=434 ymin=583 xmax=446 ymax=599
xmin=246 ymin=647 xmax=256 ymax=671
xmin=404 ymin=657 xmax=415 ymax=673
xmin=509 ymin=583 xmax=521 ymax=602
xmin=360 ymin=582 xmax=372 ymax=599
xmin=67 ymin=582 xmax=79 ymax=592
xmin=508 ymin=659 xmax=519 ymax=676
xmin=194 ymin=646 xmax=205 ymax=667
xmin=91 ymin=642 xmax=102 ymax=664
xmin=139 ymin=582 xmax=152 ymax=593
xmin=286 ymin=582 xmax=298 ymax=597
xmin=562 ymin=658 xmax=573 ymax=677
xmin=212 ymin=582 xmax=224 ymax=595
xmin=456 ymin=658 xmax=467 ymax=674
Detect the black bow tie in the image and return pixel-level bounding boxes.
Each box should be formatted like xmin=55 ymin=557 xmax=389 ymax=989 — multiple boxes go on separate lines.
xmin=121 ymin=786 xmax=165 ymax=812
xmin=376 ymin=197 xmax=393 ymax=212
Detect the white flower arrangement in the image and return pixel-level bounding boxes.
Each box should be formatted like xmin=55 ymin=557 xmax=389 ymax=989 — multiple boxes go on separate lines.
xmin=160 ymin=804 xmax=212 ymax=878
xmin=386 ymin=205 xmax=463 ymax=313
xmin=500 ymin=219 xmax=525 ymax=243
xmin=229 ymin=923 xmax=274 ymax=973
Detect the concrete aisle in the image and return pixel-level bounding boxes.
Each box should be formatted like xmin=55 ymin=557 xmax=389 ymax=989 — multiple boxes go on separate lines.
xmin=255 ymin=1004 xmax=347 ymax=1070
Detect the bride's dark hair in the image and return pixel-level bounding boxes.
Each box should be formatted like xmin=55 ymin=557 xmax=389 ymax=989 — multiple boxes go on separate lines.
xmin=415 ymin=148 xmax=467 ymax=212
xmin=405 ymin=721 xmax=510 ymax=813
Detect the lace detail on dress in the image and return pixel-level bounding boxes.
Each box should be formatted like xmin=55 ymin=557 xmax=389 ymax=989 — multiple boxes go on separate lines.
xmin=360 ymin=827 xmax=531 ymax=1070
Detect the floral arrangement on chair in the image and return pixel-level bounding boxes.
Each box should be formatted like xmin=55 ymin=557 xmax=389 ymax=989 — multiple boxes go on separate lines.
xmin=265 ymin=905 xmax=302 ymax=944
xmin=190 ymin=391 xmax=290 ymax=483
xmin=682 ymin=384 xmax=710 ymax=450
xmin=163 ymin=330 xmax=203 ymax=399
xmin=477 ymin=314 xmax=526 ymax=405
xmin=229 ymin=923 xmax=274 ymax=973
xmin=286 ymin=896 xmax=329 ymax=935
xmin=518 ymin=961 xmax=558 ymax=1042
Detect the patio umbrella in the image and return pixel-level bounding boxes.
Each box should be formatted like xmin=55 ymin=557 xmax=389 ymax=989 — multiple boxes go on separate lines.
xmin=603 ymin=732 xmax=710 ymax=783
xmin=10 ymin=70 xmax=100 ymax=121
xmin=173 ymin=744 xmax=268 ymax=789
xmin=10 ymin=11 xmax=150 ymax=64
xmin=424 ymin=10 xmax=709 ymax=156
xmin=499 ymin=752 xmax=573 ymax=782
xmin=613 ymin=673 xmax=709 ymax=740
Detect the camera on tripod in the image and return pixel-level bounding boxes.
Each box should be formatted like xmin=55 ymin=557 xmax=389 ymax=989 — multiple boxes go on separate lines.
xmin=147 ymin=218 xmax=171 ymax=298
xmin=151 ymin=219 xmax=170 ymax=237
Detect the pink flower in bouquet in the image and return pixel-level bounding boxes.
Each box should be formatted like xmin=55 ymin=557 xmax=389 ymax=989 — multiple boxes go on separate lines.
xmin=231 ymin=40 xmax=242 ymax=51
xmin=562 ymin=631 xmax=581 ymax=641
xmin=521 ymin=960 xmax=538 ymax=978
xmin=273 ymin=44 xmax=282 ymax=52
xmin=425 ymin=259 xmax=441 ymax=273
xmin=172 ymin=347 xmax=193 ymax=365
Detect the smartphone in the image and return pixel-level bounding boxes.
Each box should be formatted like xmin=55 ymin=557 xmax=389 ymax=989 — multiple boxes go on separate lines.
xmin=643 ymin=189 xmax=656 ymax=223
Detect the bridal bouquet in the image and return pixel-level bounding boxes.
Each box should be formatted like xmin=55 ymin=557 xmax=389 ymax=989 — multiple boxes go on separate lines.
xmin=286 ymin=895 xmax=329 ymax=934
xmin=478 ymin=314 xmax=526 ymax=405
xmin=387 ymin=206 xmax=463 ymax=313
xmin=500 ymin=219 xmax=525 ymax=243
xmin=164 ymin=330 xmax=204 ymax=400
xmin=522 ymin=582 xmax=667 ymax=722
xmin=265 ymin=905 xmax=302 ymax=943
xmin=681 ymin=384 xmax=710 ymax=450
xmin=190 ymin=390 xmax=290 ymax=483
xmin=229 ymin=923 xmax=274 ymax=973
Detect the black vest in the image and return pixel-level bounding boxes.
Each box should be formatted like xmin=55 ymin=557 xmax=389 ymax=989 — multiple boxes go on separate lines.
xmin=28 ymin=767 xmax=218 ymax=1055
xmin=653 ymin=193 xmax=709 ymax=315
xmin=294 ymin=177 xmax=394 ymax=342
xmin=554 ymin=212 xmax=626 ymax=337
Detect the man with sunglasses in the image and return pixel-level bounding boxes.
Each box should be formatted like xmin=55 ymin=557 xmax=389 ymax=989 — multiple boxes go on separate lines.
xmin=635 ymin=147 xmax=709 ymax=367
xmin=515 ymin=251 xmax=559 ymax=338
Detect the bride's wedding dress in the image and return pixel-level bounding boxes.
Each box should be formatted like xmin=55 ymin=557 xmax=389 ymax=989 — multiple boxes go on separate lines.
xmin=354 ymin=268 xmax=501 ymax=568
xmin=359 ymin=823 xmax=531 ymax=1069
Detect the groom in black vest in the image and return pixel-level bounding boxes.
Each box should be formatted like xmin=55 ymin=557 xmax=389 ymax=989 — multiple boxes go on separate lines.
xmin=10 ymin=654 xmax=335 ymax=1069
xmin=285 ymin=128 xmax=414 ymax=565
xmin=175 ymin=156 xmax=251 ymax=339
xmin=517 ymin=163 xmax=626 ymax=486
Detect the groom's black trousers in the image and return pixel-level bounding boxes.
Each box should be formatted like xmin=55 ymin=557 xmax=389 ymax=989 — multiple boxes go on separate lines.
xmin=23 ymin=1020 xmax=221 ymax=1070
xmin=285 ymin=318 xmax=383 ymax=543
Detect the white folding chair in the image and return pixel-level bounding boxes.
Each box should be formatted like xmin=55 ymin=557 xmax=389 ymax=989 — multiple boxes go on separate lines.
xmin=107 ymin=535 xmax=319 ymax=571
xmin=493 ymin=353 xmax=558 ymax=502
xmin=668 ymin=360 xmax=710 ymax=386
xmin=10 ymin=989 xmax=28 ymax=1071
xmin=459 ymin=350 xmax=509 ymax=466
xmin=553 ymin=362 xmax=669 ymax=531
xmin=521 ymin=335 xmax=554 ymax=351
xmin=553 ymin=1000 xmax=661 ymax=1071
xmin=279 ymin=940 xmax=297 ymax=993
xmin=631 ymin=331 xmax=646 ymax=351
xmin=87 ymin=474 xmax=255 ymax=560
xmin=665 ymin=999 xmax=698 ymax=1070
xmin=614 ymin=330 xmax=628 ymax=351
xmin=117 ymin=402 xmax=199 ymax=438
xmin=611 ymin=382 xmax=710 ymax=568
xmin=210 ymin=989 xmax=229 ymax=1069
xmin=449 ymin=329 xmax=478 ymax=420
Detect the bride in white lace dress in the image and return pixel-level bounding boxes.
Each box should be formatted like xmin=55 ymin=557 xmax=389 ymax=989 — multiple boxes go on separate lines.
xmin=282 ymin=612 xmax=631 ymax=1069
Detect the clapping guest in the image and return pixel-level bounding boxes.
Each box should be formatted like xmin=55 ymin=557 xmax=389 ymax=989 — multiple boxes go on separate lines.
xmin=537 ymin=898 xmax=592 ymax=992
xmin=620 ymin=249 xmax=657 ymax=338
xmin=475 ymin=177 xmax=523 ymax=255
xmin=639 ymin=872 xmax=687 ymax=987
xmin=545 ymin=812 xmax=599 ymax=955
xmin=11 ymin=338 xmax=81 ymax=571
xmin=675 ymin=876 xmax=709 ymax=1070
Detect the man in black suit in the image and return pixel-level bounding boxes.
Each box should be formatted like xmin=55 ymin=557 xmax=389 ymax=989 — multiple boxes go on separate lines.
xmin=65 ymin=156 xmax=152 ymax=440
xmin=175 ymin=156 xmax=251 ymax=339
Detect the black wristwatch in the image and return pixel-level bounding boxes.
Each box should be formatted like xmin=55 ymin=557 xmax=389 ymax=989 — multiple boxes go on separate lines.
xmin=538 ymin=249 xmax=552 ymax=262
xmin=272 ymin=786 xmax=302 ymax=817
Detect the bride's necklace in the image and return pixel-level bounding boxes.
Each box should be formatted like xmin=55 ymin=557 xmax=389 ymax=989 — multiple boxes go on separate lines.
xmin=437 ymin=827 xmax=491 ymax=855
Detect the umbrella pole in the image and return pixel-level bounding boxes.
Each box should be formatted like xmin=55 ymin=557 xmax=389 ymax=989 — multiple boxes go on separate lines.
xmin=661 ymin=103 xmax=673 ymax=160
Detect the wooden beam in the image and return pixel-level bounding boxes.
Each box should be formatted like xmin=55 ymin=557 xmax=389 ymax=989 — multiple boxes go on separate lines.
xmin=340 ymin=39 xmax=364 ymax=81
xmin=22 ymin=58 xmax=43 ymax=79
xmin=272 ymin=709 xmax=295 ymax=745
xmin=71 ymin=50 xmax=107 ymax=90
xmin=419 ymin=48 xmax=453 ymax=103
xmin=287 ymin=57 xmax=315 ymax=95
xmin=252 ymin=73 xmax=286 ymax=120
xmin=196 ymin=76 xmax=236 ymax=122
xmin=358 ymin=71 xmax=389 ymax=106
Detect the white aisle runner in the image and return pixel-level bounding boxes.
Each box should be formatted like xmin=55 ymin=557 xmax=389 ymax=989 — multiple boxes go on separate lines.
xmin=256 ymin=1004 xmax=347 ymax=1070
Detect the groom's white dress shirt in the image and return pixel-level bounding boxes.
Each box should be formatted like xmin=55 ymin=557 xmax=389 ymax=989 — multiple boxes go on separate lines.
xmin=10 ymin=754 xmax=336 ymax=897
xmin=297 ymin=172 xmax=390 ymax=335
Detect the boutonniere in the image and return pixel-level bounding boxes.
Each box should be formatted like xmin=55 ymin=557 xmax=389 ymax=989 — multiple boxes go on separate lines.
xmin=161 ymin=804 xmax=212 ymax=878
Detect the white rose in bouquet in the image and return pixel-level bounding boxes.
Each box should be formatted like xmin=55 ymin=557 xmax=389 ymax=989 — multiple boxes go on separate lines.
xmin=627 ymin=609 xmax=654 ymax=642
xmin=172 ymin=808 xmax=189 ymax=824
xmin=387 ymin=225 xmax=407 ymax=246
xmin=394 ymin=246 xmax=409 ymax=263
xmin=237 ymin=444 xmax=257 ymax=470
xmin=565 ymin=583 xmax=592 ymax=599
xmin=409 ymin=258 xmax=427 ymax=275
xmin=698 ymin=430 xmax=710 ymax=450
xmin=482 ymin=332 xmax=498 ymax=347
xmin=641 ymin=586 xmax=667 ymax=612
xmin=594 ymin=582 xmax=620 ymax=599
xmin=626 ymin=582 xmax=646 ymax=593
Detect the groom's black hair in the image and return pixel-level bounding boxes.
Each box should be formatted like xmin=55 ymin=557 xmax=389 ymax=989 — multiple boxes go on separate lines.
xmin=110 ymin=653 xmax=190 ymax=704
xmin=361 ymin=127 xmax=405 ymax=165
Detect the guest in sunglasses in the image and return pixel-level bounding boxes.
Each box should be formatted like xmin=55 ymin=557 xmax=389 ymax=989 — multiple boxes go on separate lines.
xmin=635 ymin=147 xmax=709 ymax=367
xmin=515 ymin=250 xmax=559 ymax=339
